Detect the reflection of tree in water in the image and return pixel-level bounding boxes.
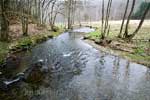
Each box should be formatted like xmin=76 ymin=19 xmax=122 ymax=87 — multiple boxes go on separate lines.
xmin=124 ymin=61 xmax=130 ymax=81
xmin=146 ymin=69 xmax=150 ymax=81
xmin=99 ymin=53 xmax=105 ymax=66
xmin=122 ymin=61 xmax=130 ymax=97
xmin=112 ymin=56 xmax=120 ymax=78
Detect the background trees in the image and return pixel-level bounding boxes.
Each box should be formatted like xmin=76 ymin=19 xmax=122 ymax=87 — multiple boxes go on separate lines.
xmin=101 ymin=0 xmax=112 ymax=39
xmin=0 ymin=0 xmax=64 ymax=41
xmin=0 ymin=0 xmax=10 ymax=41
xmin=0 ymin=0 xmax=149 ymax=42
xmin=132 ymin=1 xmax=150 ymax=19
xmin=118 ymin=0 xmax=150 ymax=41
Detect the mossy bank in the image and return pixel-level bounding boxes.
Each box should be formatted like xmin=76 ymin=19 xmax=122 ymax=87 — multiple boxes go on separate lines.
xmin=0 ymin=29 xmax=64 ymax=64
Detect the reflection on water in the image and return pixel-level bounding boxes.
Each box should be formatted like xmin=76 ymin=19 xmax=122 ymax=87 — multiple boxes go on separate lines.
xmin=18 ymin=29 xmax=150 ymax=100
xmin=73 ymin=27 xmax=95 ymax=33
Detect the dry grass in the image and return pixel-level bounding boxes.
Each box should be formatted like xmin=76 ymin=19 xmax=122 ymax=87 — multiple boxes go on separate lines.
xmin=83 ymin=20 xmax=150 ymax=67
xmin=81 ymin=20 xmax=150 ymax=39
xmin=9 ymin=24 xmax=49 ymax=40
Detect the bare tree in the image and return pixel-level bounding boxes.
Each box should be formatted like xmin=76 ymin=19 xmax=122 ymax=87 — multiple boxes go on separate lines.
xmin=68 ymin=0 xmax=73 ymax=29
xmin=118 ymin=0 xmax=129 ymax=38
xmin=127 ymin=2 xmax=150 ymax=40
xmin=21 ymin=0 xmax=30 ymax=36
xmin=101 ymin=0 xmax=104 ymax=38
xmin=123 ymin=0 xmax=136 ymax=38
xmin=101 ymin=0 xmax=112 ymax=39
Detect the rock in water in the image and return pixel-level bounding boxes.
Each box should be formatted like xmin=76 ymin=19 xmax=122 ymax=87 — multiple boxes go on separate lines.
xmin=0 ymin=80 xmax=8 ymax=91
xmin=3 ymin=55 xmax=21 ymax=70
xmin=0 ymin=73 xmax=25 ymax=91
xmin=25 ymin=59 xmax=48 ymax=84
xmin=0 ymin=55 xmax=21 ymax=79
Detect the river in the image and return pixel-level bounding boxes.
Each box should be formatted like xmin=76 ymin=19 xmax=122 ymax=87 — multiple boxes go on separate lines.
xmin=17 ymin=27 xmax=150 ymax=100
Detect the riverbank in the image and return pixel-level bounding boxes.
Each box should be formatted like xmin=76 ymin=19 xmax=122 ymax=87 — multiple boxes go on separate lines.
xmin=82 ymin=21 xmax=150 ymax=67
xmin=0 ymin=24 xmax=64 ymax=64
xmin=84 ymin=39 xmax=150 ymax=67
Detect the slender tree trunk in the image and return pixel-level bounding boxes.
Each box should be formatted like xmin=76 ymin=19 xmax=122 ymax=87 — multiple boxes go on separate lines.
xmin=118 ymin=0 xmax=129 ymax=38
xmin=124 ymin=0 xmax=136 ymax=38
xmin=68 ymin=0 xmax=73 ymax=29
xmin=50 ymin=0 xmax=56 ymax=30
xmin=101 ymin=0 xmax=112 ymax=39
xmin=37 ymin=0 xmax=41 ymax=25
xmin=21 ymin=0 xmax=29 ymax=36
xmin=22 ymin=17 xmax=28 ymax=36
xmin=101 ymin=0 xmax=104 ymax=39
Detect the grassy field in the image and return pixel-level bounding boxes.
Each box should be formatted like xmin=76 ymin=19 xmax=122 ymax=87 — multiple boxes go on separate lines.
xmin=82 ymin=20 xmax=150 ymax=39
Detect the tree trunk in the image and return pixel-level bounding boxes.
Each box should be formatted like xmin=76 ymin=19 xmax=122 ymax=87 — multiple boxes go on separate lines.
xmin=21 ymin=2 xmax=29 ymax=36
xmin=101 ymin=0 xmax=112 ymax=39
xmin=118 ymin=0 xmax=129 ymax=38
xmin=67 ymin=0 xmax=73 ymax=29
xmin=0 ymin=0 xmax=9 ymax=42
xmin=124 ymin=0 xmax=136 ymax=38
xmin=101 ymin=0 xmax=104 ymax=39
xmin=128 ymin=3 xmax=150 ymax=40
xmin=22 ymin=17 xmax=28 ymax=36
xmin=50 ymin=0 xmax=56 ymax=31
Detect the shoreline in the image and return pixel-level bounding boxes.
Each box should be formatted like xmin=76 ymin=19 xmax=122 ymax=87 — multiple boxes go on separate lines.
xmin=0 ymin=29 xmax=64 ymax=64
xmin=83 ymin=39 xmax=150 ymax=67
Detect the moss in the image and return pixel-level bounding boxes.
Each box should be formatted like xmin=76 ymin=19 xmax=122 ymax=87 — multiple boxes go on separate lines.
xmin=0 ymin=42 xmax=9 ymax=64
xmin=33 ymin=35 xmax=48 ymax=44
xmin=51 ymin=28 xmax=64 ymax=37
xmin=9 ymin=37 xmax=33 ymax=52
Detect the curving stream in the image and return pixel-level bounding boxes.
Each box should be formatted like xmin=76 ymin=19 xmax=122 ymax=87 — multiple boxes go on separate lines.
xmin=18 ymin=27 xmax=150 ymax=100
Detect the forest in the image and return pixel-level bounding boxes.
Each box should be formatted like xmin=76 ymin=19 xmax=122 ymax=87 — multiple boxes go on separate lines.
xmin=0 ymin=0 xmax=150 ymax=100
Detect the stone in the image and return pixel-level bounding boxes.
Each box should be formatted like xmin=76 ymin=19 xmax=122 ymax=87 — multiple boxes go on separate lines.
xmin=24 ymin=59 xmax=47 ymax=84
xmin=3 ymin=55 xmax=21 ymax=70
xmin=0 ymin=72 xmax=25 ymax=91
xmin=0 ymin=80 xmax=8 ymax=91
xmin=33 ymin=59 xmax=44 ymax=68
xmin=40 ymin=65 xmax=49 ymax=73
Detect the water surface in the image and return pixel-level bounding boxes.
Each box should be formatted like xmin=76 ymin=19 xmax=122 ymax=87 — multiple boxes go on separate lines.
xmin=19 ymin=28 xmax=150 ymax=100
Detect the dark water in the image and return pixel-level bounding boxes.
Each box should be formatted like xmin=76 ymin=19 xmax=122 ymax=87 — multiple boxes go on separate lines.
xmin=19 ymin=28 xmax=150 ymax=100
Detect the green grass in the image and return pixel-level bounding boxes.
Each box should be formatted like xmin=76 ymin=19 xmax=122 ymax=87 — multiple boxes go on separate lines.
xmin=0 ymin=42 xmax=9 ymax=64
xmin=126 ymin=53 xmax=150 ymax=66
xmin=86 ymin=29 xmax=101 ymax=40
xmin=86 ymin=28 xmax=116 ymax=40
xmin=85 ymin=26 xmax=150 ymax=66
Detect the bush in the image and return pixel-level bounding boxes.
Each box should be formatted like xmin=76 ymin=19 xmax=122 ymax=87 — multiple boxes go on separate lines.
xmin=16 ymin=37 xmax=32 ymax=50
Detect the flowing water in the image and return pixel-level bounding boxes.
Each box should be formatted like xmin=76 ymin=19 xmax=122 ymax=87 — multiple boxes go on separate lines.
xmin=18 ymin=28 xmax=150 ymax=100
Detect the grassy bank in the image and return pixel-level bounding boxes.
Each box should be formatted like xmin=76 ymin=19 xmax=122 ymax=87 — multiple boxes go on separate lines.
xmin=0 ymin=29 xmax=63 ymax=64
xmin=84 ymin=21 xmax=150 ymax=67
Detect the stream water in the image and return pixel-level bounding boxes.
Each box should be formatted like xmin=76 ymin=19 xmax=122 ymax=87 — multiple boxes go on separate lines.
xmin=18 ymin=27 xmax=150 ymax=100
